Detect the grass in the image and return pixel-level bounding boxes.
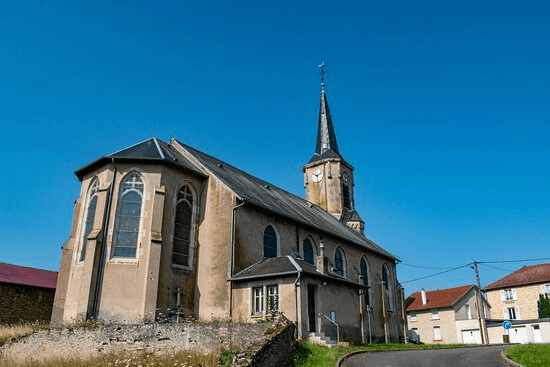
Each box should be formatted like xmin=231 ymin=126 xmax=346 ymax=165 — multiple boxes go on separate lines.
xmin=506 ymin=344 xmax=550 ymax=367
xmin=0 ymin=322 xmax=49 ymax=347
xmin=283 ymin=341 xmax=483 ymax=367
xmin=0 ymin=350 xmax=223 ymax=367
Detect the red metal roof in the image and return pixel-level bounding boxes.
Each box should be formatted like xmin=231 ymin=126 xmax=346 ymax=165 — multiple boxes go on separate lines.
xmin=485 ymin=263 xmax=550 ymax=290
xmin=407 ymin=285 xmax=474 ymax=311
xmin=0 ymin=263 xmax=57 ymax=289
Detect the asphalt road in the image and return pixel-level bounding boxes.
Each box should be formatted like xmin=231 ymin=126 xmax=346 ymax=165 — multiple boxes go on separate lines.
xmin=341 ymin=346 xmax=511 ymax=367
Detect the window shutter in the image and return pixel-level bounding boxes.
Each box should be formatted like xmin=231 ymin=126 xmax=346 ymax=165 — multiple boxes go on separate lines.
xmin=503 ymin=308 xmax=508 ymax=319
xmin=515 ymin=308 xmax=521 ymax=320
xmin=500 ymin=290 xmax=505 ymax=301
xmin=512 ymin=289 xmax=517 ymax=300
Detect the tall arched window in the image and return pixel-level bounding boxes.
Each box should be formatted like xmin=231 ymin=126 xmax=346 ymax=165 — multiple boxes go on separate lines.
xmin=303 ymin=238 xmax=315 ymax=265
xmin=173 ymin=185 xmax=194 ymax=267
xmin=79 ymin=179 xmax=99 ymax=262
xmin=360 ymin=256 xmax=370 ymax=306
xmin=112 ymin=172 xmax=144 ymax=258
xmin=382 ymin=265 xmax=392 ymax=310
xmin=334 ymin=247 xmax=345 ymax=276
xmin=263 ymin=225 xmax=277 ymax=258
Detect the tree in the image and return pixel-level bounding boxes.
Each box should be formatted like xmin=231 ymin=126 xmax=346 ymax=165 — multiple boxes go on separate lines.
xmin=538 ymin=294 xmax=550 ymax=318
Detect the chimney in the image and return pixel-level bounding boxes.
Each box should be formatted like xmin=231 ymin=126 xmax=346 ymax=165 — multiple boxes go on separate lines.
xmin=316 ymin=239 xmax=327 ymax=274
xmin=421 ymin=289 xmax=427 ymax=305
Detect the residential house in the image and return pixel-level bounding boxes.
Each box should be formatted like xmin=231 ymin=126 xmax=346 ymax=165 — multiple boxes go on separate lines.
xmin=0 ymin=263 xmax=57 ymax=324
xmin=52 ymin=79 xmax=406 ymax=343
xmin=484 ymin=263 xmax=550 ymax=344
xmin=406 ymin=285 xmax=490 ymax=344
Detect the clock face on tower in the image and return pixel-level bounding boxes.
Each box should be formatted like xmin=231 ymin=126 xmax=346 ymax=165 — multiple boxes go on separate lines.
xmin=342 ymin=172 xmax=349 ymax=183
xmin=311 ymin=169 xmax=323 ymax=183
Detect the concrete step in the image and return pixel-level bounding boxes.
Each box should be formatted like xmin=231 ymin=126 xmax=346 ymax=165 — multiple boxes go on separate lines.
xmin=307 ymin=332 xmax=340 ymax=348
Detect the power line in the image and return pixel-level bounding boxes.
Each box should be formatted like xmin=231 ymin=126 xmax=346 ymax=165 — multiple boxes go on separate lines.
xmin=478 ymin=257 xmax=550 ymax=264
xmin=478 ymin=263 xmax=515 ymax=272
xmin=401 ymin=263 xmax=472 ymax=284
xmin=399 ymin=263 xmax=455 ymax=270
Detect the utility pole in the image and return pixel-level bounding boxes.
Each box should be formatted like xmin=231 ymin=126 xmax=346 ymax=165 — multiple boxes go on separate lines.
xmin=473 ymin=260 xmax=489 ymax=344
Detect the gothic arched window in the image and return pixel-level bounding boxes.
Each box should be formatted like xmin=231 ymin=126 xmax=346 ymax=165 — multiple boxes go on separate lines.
xmin=173 ymin=185 xmax=194 ymax=267
xmin=382 ymin=264 xmax=392 ymax=310
xmin=112 ymin=172 xmax=144 ymax=258
xmin=79 ymin=178 xmax=99 ymax=262
xmin=263 ymin=225 xmax=277 ymax=258
xmin=360 ymin=256 xmax=371 ymax=306
xmin=334 ymin=247 xmax=345 ymax=276
xmin=303 ymin=238 xmax=315 ymax=265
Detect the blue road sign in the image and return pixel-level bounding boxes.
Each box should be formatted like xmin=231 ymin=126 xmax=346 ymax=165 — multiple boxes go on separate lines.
xmin=503 ymin=320 xmax=512 ymax=329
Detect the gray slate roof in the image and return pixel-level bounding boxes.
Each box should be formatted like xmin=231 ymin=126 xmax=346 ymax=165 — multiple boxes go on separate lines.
xmin=75 ymin=137 xmax=205 ymax=180
xmin=177 ymin=140 xmax=396 ymax=260
xmin=231 ymin=256 xmax=365 ymax=287
xmin=75 ymin=136 xmax=396 ymax=261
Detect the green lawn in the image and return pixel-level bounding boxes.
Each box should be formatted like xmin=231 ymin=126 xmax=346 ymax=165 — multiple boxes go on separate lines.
xmin=284 ymin=341 xmax=477 ymax=367
xmin=506 ymin=344 xmax=550 ymax=367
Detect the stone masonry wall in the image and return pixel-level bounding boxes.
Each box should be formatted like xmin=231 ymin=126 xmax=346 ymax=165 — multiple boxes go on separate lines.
xmin=0 ymin=283 xmax=55 ymax=324
xmin=233 ymin=314 xmax=296 ymax=367
xmin=1 ymin=315 xmax=296 ymax=366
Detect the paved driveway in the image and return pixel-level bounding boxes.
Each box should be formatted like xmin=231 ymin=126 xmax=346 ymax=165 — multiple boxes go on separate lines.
xmin=341 ymin=346 xmax=510 ymax=367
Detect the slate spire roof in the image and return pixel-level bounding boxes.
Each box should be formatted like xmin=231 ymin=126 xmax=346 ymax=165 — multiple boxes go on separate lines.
xmin=309 ymin=81 xmax=343 ymax=164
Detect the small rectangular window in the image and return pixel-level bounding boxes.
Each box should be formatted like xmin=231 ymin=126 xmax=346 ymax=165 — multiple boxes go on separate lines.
xmin=543 ymin=284 xmax=550 ymax=297
xmin=268 ymin=285 xmax=278 ymax=312
xmin=253 ymin=287 xmax=264 ymax=314
xmin=465 ymin=304 xmax=471 ymax=320
xmin=330 ymin=310 xmax=336 ymax=323
xmin=433 ymin=326 xmax=441 ymax=341
xmin=431 ymin=310 xmax=439 ymax=320
xmin=507 ymin=307 xmax=517 ymax=320
xmin=410 ymin=312 xmax=417 ymax=322
xmin=502 ymin=289 xmax=515 ymax=301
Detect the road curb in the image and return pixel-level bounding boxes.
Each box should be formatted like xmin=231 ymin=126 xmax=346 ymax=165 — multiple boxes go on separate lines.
xmin=335 ymin=344 xmax=515 ymax=367
xmin=500 ymin=350 xmax=525 ymax=367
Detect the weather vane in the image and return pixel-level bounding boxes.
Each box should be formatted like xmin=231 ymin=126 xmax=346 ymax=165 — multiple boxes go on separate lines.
xmin=318 ymin=61 xmax=326 ymax=91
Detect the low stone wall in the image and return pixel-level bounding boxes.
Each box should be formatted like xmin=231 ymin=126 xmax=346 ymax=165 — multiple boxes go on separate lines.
xmin=1 ymin=314 xmax=296 ymax=366
xmin=233 ymin=314 xmax=296 ymax=367
xmin=0 ymin=283 xmax=55 ymax=324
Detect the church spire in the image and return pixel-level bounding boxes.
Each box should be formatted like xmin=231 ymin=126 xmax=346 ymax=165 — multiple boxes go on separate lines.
xmin=309 ymin=62 xmax=342 ymax=164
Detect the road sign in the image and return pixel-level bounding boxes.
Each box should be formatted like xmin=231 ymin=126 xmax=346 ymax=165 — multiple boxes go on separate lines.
xmin=503 ymin=320 xmax=512 ymax=329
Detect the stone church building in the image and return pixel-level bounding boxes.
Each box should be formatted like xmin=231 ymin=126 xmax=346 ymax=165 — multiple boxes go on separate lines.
xmin=52 ymin=81 xmax=406 ymax=343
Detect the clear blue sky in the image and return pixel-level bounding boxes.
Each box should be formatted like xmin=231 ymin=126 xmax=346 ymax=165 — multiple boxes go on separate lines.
xmin=1 ymin=0 xmax=549 ymax=296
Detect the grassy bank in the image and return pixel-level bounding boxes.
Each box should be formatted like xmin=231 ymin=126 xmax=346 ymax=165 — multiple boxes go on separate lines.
xmin=506 ymin=344 xmax=550 ymax=367
xmin=0 ymin=350 xmax=223 ymax=367
xmin=284 ymin=341 xmax=476 ymax=367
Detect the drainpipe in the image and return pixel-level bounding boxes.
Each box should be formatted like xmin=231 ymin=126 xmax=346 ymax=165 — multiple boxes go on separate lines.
xmin=92 ymin=159 xmax=116 ymax=319
xmin=358 ymin=275 xmax=365 ymax=343
xmin=381 ymin=281 xmax=389 ymax=343
xmin=288 ymin=255 xmax=302 ymax=338
xmin=228 ymin=198 xmax=245 ymax=318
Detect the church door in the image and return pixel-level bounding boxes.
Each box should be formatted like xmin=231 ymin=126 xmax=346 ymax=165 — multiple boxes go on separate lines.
xmin=308 ymin=285 xmax=316 ymax=332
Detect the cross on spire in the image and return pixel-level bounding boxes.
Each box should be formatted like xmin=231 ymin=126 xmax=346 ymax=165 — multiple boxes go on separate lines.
xmin=318 ymin=61 xmax=326 ymax=93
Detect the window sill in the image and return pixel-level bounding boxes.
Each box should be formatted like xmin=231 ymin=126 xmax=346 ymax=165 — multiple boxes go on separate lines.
xmin=109 ymin=258 xmax=139 ymax=265
xmin=171 ymin=264 xmax=192 ymax=272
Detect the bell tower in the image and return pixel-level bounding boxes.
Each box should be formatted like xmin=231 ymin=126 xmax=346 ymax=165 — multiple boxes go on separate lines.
xmin=303 ymin=63 xmax=364 ymax=233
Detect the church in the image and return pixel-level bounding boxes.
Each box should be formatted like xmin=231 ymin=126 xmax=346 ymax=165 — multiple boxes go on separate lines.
xmin=52 ymin=77 xmax=406 ymax=343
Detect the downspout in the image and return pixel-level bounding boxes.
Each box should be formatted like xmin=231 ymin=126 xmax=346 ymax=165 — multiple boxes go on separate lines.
xmin=359 ymin=275 xmax=365 ymax=344
xmin=400 ymin=286 xmax=408 ymax=343
xmin=228 ymin=198 xmax=245 ymax=319
xmin=92 ymin=159 xmax=116 ymax=319
xmin=381 ymin=281 xmax=389 ymax=343
xmin=287 ymin=255 xmax=302 ymax=339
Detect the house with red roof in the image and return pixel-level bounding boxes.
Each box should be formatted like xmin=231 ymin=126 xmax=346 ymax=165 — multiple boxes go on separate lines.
xmin=406 ymin=285 xmax=491 ymax=344
xmin=484 ymin=263 xmax=550 ymax=344
xmin=0 ymin=262 xmax=58 ymax=324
